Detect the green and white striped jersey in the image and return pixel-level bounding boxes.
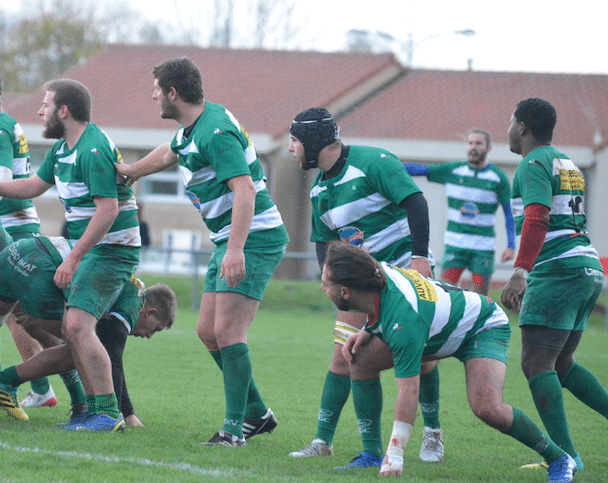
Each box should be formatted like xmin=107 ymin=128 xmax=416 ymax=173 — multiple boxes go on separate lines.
xmin=37 ymin=123 xmax=140 ymax=246
xmin=511 ymin=145 xmax=601 ymax=272
xmin=427 ymin=161 xmax=511 ymax=252
xmin=0 ymin=112 xmax=40 ymax=235
xmin=310 ymin=145 xmax=433 ymax=267
xmin=170 ymin=101 xmax=288 ymax=249
xmin=366 ymin=262 xmax=508 ymax=378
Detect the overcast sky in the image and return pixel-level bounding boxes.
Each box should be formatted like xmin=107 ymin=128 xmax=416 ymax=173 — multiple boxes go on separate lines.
xmin=5 ymin=0 xmax=608 ymax=74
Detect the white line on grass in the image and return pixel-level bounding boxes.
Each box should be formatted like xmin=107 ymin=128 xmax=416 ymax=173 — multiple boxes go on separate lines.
xmin=0 ymin=440 xmax=233 ymax=477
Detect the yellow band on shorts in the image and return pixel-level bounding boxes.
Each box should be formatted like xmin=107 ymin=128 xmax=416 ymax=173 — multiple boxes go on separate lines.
xmin=333 ymin=321 xmax=360 ymax=345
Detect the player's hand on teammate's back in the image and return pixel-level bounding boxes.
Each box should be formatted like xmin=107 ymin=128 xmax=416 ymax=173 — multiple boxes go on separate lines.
xmin=115 ymin=162 xmax=137 ymax=188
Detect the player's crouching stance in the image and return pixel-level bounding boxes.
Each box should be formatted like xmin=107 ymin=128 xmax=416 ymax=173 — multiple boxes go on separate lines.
xmin=321 ymin=240 xmax=577 ymax=482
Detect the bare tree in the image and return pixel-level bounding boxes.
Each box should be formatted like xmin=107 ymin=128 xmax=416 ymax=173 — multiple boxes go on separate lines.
xmin=1 ymin=0 xmax=102 ymax=92
xmin=168 ymin=0 xmax=310 ymax=50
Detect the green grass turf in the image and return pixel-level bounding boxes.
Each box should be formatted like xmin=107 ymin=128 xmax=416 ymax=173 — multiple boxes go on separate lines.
xmin=0 ymin=279 xmax=606 ymax=482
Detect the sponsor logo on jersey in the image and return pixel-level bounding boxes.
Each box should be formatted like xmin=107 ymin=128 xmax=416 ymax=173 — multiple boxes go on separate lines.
xmin=338 ymin=226 xmax=364 ymax=246
xmin=558 ymin=168 xmax=585 ymax=191
xmin=185 ymin=190 xmax=201 ymax=210
xmin=213 ymin=128 xmax=224 ymax=136
xmin=393 ymin=267 xmax=438 ymax=302
xmin=460 ymin=202 xmax=479 ymax=219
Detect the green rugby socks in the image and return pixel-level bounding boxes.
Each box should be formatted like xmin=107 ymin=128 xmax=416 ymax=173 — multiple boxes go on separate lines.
xmin=316 ymin=371 xmax=351 ymax=445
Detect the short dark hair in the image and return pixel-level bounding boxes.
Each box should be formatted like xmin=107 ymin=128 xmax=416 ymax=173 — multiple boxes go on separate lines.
xmin=514 ymin=98 xmax=556 ymax=144
xmin=324 ymin=240 xmax=387 ymax=293
xmin=146 ymin=283 xmax=177 ymax=328
xmin=43 ymin=79 xmax=92 ymax=122
xmin=152 ymin=57 xmax=204 ymax=105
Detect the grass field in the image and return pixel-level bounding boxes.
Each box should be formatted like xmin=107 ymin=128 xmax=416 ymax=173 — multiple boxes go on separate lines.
xmin=0 ymin=277 xmax=607 ymax=482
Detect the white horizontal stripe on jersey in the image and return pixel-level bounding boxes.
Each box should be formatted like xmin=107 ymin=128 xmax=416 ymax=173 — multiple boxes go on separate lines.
xmin=447 ymin=207 xmax=496 ymax=227
xmin=198 ymin=178 xmax=268 ymax=220
xmin=177 ymin=139 xmax=200 ymax=156
xmin=320 ymin=193 xmax=391 ymax=231
xmin=551 ymin=157 xmax=579 ymax=175
xmin=363 ymin=219 xmax=411 ymax=254
xmin=55 ymin=179 xmax=89 ymax=201
xmin=432 ymin=291 xmax=482 ymax=358
xmin=452 ymin=164 xmax=502 ymax=183
xmin=99 ymin=226 xmax=141 ymax=246
xmin=445 ymin=183 xmax=498 ymax=204
xmin=210 ymin=206 xmax=285 ymax=243
xmin=390 ymin=248 xmax=436 ymax=268
xmin=383 ymin=264 xmax=421 ymax=314
xmin=333 ymin=165 xmax=366 ymax=186
xmin=444 ymin=231 xmax=495 ymax=251
xmin=477 ymin=304 xmax=509 ymax=333
xmin=179 ymin=164 xmax=216 ymax=188
xmin=0 ymin=207 xmax=40 ymax=227
xmin=550 ymin=194 xmax=586 ymax=216
xmin=544 ymin=229 xmax=585 ymax=242
xmin=309 ymin=183 xmax=327 ymax=198
xmin=64 ymin=200 xmax=137 ymax=222
xmin=534 ymin=244 xmax=600 ymax=268
xmin=56 ymin=150 xmax=77 ymax=164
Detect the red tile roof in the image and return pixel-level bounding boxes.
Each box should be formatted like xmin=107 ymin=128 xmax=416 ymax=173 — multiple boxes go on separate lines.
xmin=6 ymin=44 xmax=608 ymax=151
xmin=338 ymin=69 xmax=608 ymax=149
xmin=8 ymin=43 xmax=402 ymax=138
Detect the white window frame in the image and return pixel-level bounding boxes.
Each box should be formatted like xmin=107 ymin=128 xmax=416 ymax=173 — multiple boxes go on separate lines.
xmin=137 ymin=163 xmax=190 ymax=205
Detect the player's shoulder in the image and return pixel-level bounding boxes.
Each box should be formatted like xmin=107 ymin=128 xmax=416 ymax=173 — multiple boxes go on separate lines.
xmin=347 ymin=145 xmax=403 ymax=173
xmin=487 ymin=163 xmax=510 ymax=180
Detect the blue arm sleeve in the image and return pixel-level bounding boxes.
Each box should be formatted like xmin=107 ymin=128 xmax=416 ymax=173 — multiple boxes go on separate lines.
xmin=502 ymin=202 xmax=516 ymax=249
xmin=403 ymin=163 xmax=429 ymax=177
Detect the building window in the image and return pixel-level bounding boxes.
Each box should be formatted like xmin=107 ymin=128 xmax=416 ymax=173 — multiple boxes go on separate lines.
xmin=138 ymin=163 xmax=189 ymax=204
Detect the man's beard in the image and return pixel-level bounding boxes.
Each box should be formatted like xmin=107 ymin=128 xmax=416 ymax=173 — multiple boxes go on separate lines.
xmin=160 ymin=98 xmax=179 ymax=120
xmin=468 ymin=151 xmax=486 ymax=166
xmin=335 ymin=296 xmax=350 ymax=312
xmin=42 ymin=111 xmax=65 ymax=139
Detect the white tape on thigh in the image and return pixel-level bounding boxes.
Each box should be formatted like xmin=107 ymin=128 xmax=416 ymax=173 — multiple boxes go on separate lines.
xmin=333 ymin=321 xmax=360 ymax=345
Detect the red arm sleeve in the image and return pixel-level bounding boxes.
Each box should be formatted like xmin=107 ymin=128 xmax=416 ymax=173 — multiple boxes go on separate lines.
xmin=514 ymin=203 xmax=550 ymax=272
